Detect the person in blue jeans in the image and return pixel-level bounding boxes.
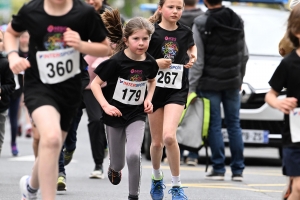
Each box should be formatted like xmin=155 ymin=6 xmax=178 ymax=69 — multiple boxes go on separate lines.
xmin=189 ymin=0 xmax=248 ymax=181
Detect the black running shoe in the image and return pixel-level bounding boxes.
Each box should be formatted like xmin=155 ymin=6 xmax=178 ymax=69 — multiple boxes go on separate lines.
xmin=108 ymin=167 xmax=122 ymax=185
xmin=128 ymin=194 xmax=139 ymax=200
xmin=205 ymin=170 xmax=225 ymax=181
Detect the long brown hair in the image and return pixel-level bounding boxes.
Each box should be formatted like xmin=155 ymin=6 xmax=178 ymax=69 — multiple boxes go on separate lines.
xmin=287 ymin=4 xmax=300 ymax=48
xmin=148 ymin=0 xmax=166 ymax=23
xmin=101 ymin=9 xmax=154 ymax=53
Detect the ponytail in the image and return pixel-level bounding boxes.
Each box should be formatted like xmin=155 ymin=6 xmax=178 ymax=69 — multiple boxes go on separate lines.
xmin=148 ymin=10 xmax=162 ymax=24
xmin=101 ymin=9 xmax=126 ymax=53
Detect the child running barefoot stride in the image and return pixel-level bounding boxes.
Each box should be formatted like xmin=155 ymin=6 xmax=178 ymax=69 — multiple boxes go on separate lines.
xmin=91 ymin=10 xmax=159 ymax=200
xmin=147 ymin=0 xmax=197 ymax=199
xmin=265 ymin=4 xmax=300 ymax=200
xmin=4 ymin=0 xmax=110 ymax=199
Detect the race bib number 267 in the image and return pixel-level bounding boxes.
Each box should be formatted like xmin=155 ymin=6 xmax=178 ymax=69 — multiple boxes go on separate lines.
xmin=156 ymin=64 xmax=183 ymax=89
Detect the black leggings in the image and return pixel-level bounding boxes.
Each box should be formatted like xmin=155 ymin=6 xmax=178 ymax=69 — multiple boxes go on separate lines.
xmin=83 ymin=90 xmax=107 ymax=166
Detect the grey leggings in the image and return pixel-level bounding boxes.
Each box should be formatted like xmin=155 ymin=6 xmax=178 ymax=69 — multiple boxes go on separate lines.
xmin=106 ymin=120 xmax=145 ymax=196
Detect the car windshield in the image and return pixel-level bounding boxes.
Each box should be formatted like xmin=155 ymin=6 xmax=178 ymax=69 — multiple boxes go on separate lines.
xmin=233 ymin=6 xmax=289 ymax=56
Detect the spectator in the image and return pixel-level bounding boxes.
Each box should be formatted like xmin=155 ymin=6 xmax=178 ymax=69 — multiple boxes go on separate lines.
xmin=189 ymin=0 xmax=248 ymax=181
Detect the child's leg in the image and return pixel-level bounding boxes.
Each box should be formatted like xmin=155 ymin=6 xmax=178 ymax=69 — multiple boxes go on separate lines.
xmin=31 ymin=121 xmax=39 ymax=158
xmin=288 ymin=176 xmax=300 ymax=200
xmin=162 ymin=104 xmax=184 ymax=179
xmin=31 ymin=105 xmax=66 ymax=200
xmin=0 ymin=111 xmax=7 ymax=155
xmin=125 ymin=121 xmax=145 ymax=197
xmin=148 ymin=108 xmax=164 ymax=171
xmin=9 ymin=97 xmax=21 ymax=147
xmin=106 ymin=126 xmax=126 ymax=171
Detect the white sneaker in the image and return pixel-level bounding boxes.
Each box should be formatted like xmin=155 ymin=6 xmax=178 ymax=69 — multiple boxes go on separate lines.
xmin=19 ymin=175 xmax=37 ymax=200
xmin=89 ymin=169 xmax=105 ymax=179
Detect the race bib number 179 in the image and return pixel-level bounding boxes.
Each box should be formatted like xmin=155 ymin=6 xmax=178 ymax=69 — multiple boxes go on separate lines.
xmin=113 ymin=78 xmax=147 ymax=105
xmin=36 ymin=48 xmax=80 ymax=84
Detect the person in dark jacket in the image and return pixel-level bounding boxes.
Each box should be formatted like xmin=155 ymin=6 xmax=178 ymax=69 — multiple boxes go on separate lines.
xmin=189 ymin=0 xmax=248 ymax=181
xmin=0 ymin=30 xmax=16 ymax=156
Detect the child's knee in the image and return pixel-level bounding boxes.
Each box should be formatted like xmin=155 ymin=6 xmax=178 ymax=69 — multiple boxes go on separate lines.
xmin=127 ymin=151 xmax=141 ymax=165
xmin=292 ymin=177 xmax=300 ymax=195
xmin=40 ymin=132 xmax=62 ymax=149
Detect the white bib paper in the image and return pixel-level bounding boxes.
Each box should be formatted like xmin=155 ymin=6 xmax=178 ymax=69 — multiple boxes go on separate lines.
xmin=113 ymin=78 xmax=147 ymax=105
xmin=289 ymin=108 xmax=300 ymax=143
xmin=36 ymin=48 xmax=80 ymax=84
xmin=156 ymin=63 xmax=183 ymax=89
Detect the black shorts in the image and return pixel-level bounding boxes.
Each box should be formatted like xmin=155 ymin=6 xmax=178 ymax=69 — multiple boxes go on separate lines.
xmin=282 ymin=147 xmax=300 ymax=176
xmin=152 ymin=78 xmax=188 ymax=112
xmin=24 ymin=73 xmax=82 ymax=132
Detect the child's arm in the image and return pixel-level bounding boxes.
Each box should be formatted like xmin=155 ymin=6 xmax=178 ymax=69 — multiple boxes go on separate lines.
xmin=90 ymin=76 xmax=122 ymax=117
xmin=185 ymin=45 xmax=197 ymax=69
xmin=144 ymin=78 xmax=156 ymax=114
xmin=265 ymin=88 xmax=297 ymax=114
xmin=64 ymin=28 xmax=110 ymax=57
xmin=156 ymin=58 xmax=172 ymax=69
xmin=4 ymin=23 xmax=30 ymax=74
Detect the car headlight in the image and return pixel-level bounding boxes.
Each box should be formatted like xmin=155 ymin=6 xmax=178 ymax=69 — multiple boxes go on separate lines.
xmin=240 ymin=83 xmax=253 ymax=103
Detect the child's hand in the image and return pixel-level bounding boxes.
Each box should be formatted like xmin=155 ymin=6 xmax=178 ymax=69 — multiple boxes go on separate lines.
xmin=277 ymin=97 xmax=297 ymax=114
xmin=184 ymin=53 xmax=196 ymax=69
xmin=63 ymin=28 xmax=82 ymax=51
xmin=156 ymin=58 xmax=172 ymax=69
xmin=8 ymin=55 xmax=30 ymax=74
xmin=144 ymin=100 xmax=153 ymax=114
xmin=102 ymin=104 xmax=122 ymax=117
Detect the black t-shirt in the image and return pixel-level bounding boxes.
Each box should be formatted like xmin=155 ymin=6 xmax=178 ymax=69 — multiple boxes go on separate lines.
xmin=11 ymin=0 xmax=107 ymax=106
xmin=148 ymin=22 xmax=194 ymax=65
xmin=11 ymin=0 xmax=107 ymax=85
xmin=268 ymin=50 xmax=300 ymax=148
xmin=147 ymin=22 xmax=194 ymax=98
xmin=94 ymin=51 xmax=159 ymax=127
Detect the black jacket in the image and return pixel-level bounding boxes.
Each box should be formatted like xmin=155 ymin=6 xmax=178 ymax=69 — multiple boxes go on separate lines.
xmin=190 ymin=6 xmax=248 ymax=92
xmin=0 ymin=53 xmax=15 ymax=112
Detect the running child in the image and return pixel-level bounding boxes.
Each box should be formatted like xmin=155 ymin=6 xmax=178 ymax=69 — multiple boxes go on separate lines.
xmin=0 ymin=30 xmax=15 ymax=156
xmin=265 ymin=4 xmax=300 ymax=200
xmin=4 ymin=0 xmax=110 ymax=199
xmin=147 ymin=0 xmax=197 ymax=199
xmin=91 ymin=9 xmax=159 ymax=200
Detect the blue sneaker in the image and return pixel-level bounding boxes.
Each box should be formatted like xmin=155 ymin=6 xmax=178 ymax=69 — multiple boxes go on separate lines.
xmin=150 ymin=177 xmax=166 ymax=200
xmin=168 ymin=187 xmax=188 ymax=200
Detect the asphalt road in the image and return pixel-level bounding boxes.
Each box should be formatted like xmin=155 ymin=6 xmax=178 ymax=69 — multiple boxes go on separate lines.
xmin=0 ymin=110 xmax=286 ymax=200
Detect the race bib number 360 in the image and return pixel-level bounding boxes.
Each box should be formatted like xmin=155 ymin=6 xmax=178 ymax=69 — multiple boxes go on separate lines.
xmin=36 ymin=48 xmax=80 ymax=84
xmin=156 ymin=64 xmax=183 ymax=89
xmin=113 ymin=78 xmax=147 ymax=105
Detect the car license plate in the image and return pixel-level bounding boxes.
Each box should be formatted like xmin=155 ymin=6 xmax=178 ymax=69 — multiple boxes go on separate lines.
xmin=222 ymin=129 xmax=269 ymax=144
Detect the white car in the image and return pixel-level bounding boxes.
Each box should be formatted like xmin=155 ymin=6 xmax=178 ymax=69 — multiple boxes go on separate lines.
xmin=140 ymin=2 xmax=290 ymax=159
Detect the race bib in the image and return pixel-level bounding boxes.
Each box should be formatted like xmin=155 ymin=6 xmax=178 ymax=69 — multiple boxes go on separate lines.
xmin=289 ymin=108 xmax=300 ymax=143
xmin=14 ymin=74 xmax=20 ymax=90
xmin=113 ymin=78 xmax=147 ymax=105
xmin=36 ymin=48 xmax=80 ymax=84
xmin=156 ymin=64 xmax=183 ymax=89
